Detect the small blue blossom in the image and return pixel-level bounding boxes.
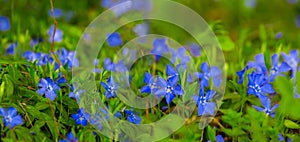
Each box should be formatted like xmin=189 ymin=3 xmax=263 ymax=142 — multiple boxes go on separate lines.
xmin=140 ymin=72 xmax=155 ymax=94
xmin=275 ymin=32 xmax=283 ymax=39
xmin=125 ymin=110 xmax=141 ymax=124
xmin=270 ymin=54 xmax=291 ymax=82
xmin=0 ymin=16 xmax=10 ymax=31
xmin=48 ymin=8 xmax=63 ymax=18
xmin=150 ymin=38 xmax=169 ymax=62
xmin=101 ymin=0 xmax=152 ymax=16
xmin=237 ymin=54 xmax=268 ymax=84
xmin=188 ymin=43 xmax=201 ymax=57
xmin=248 ymin=72 xmax=275 ymax=101
xmin=30 ymin=38 xmax=43 ymax=47
xmin=100 ymin=76 xmax=119 ymax=99
xmin=59 ymin=132 xmax=78 ymax=142
xmin=244 ymin=0 xmax=256 ymax=8
xmin=278 ymin=133 xmax=284 ymax=141
xmin=195 ymin=62 xmax=222 ymax=87
xmin=153 ymin=76 xmax=184 ymax=104
xmin=37 ymin=77 xmax=61 ymax=101
xmin=0 ymin=107 xmax=23 ymax=129
xmin=114 ymin=111 xmax=122 ymax=119
xmin=170 ymin=48 xmax=190 ymax=70
xmin=216 ymin=135 xmax=225 ymax=142
xmin=288 ymin=0 xmax=298 ymax=4
xmin=252 ymin=99 xmax=279 ymax=118
xmin=296 ymin=15 xmax=300 ymax=28
xmin=166 ymin=64 xmax=179 ymax=85
xmin=103 ymin=58 xmax=127 ymax=72
xmin=56 ymin=48 xmax=79 ymax=70
xmin=5 ymin=42 xmax=18 ymax=55
xmin=107 ymin=32 xmax=123 ymax=47
xmin=133 ymin=23 xmax=148 ymax=36
xmin=71 ymin=108 xmax=90 ymax=126
xmin=69 ymin=83 xmax=84 ymax=101
xmin=192 ymin=89 xmax=216 ymax=116
xmin=281 ymin=50 xmax=299 ymax=78
xmin=48 ymin=25 xmax=63 ymax=42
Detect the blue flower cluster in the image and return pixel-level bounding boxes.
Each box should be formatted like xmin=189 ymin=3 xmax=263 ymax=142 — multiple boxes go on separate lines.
xmin=37 ymin=73 xmax=66 ymax=101
xmin=237 ymin=50 xmax=300 ymax=117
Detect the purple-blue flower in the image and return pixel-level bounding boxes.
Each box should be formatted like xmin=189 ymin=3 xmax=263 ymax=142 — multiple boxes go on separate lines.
xmin=107 ymin=32 xmax=123 ymax=47
xmin=192 ymin=89 xmax=216 ymax=116
xmin=48 ymin=8 xmax=63 ymax=18
xmin=48 ymin=25 xmax=63 ymax=42
xmin=30 ymin=38 xmax=43 ymax=47
xmin=5 ymin=42 xmax=18 ymax=55
xmin=0 ymin=107 xmax=22 ymax=129
xmin=56 ymin=48 xmax=79 ymax=70
xmin=71 ymin=108 xmax=90 ymax=126
xmin=152 ymin=76 xmax=184 ymax=104
xmin=133 ymin=23 xmax=148 ymax=36
xmin=288 ymin=0 xmax=298 ymax=4
xmin=247 ymin=72 xmax=275 ymax=101
xmin=37 ymin=77 xmax=61 ymax=101
xmin=150 ymin=38 xmax=169 ymax=62
xmin=281 ymin=50 xmax=299 ymax=78
xmin=69 ymin=83 xmax=84 ymax=101
xmin=270 ymin=54 xmax=291 ymax=82
xmin=140 ymin=72 xmax=155 ymax=94
xmin=125 ymin=110 xmax=141 ymax=124
xmin=244 ymin=0 xmax=256 ymax=8
xmin=103 ymin=58 xmax=127 ymax=72
xmin=195 ymin=62 xmax=222 ymax=87
xmin=170 ymin=48 xmax=190 ymax=70
xmin=0 ymin=16 xmax=10 ymax=31
xmin=59 ymin=132 xmax=78 ymax=142
xmin=188 ymin=43 xmax=201 ymax=57
xmin=100 ymin=76 xmax=119 ymax=99
xmin=252 ymin=99 xmax=279 ymax=118
xmin=216 ymin=135 xmax=224 ymax=142
xmin=296 ymin=15 xmax=300 ymax=28
xmin=275 ymin=32 xmax=283 ymax=39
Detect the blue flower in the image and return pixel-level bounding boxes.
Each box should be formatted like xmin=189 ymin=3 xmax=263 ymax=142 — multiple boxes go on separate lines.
xmin=195 ymin=62 xmax=222 ymax=87
xmin=278 ymin=133 xmax=284 ymax=141
xmin=48 ymin=8 xmax=63 ymax=18
xmin=216 ymin=135 xmax=224 ymax=142
xmin=0 ymin=107 xmax=22 ymax=129
xmin=244 ymin=0 xmax=256 ymax=8
xmin=5 ymin=42 xmax=18 ymax=55
xmin=153 ymin=76 xmax=184 ymax=104
xmin=248 ymin=72 xmax=275 ymax=101
xmin=237 ymin=54 xmax=268 ymax=84
xmin=48 ymin=25 xmax=63 ymax=42
xmin=275 ymin=32 xmax=283 ymax=39
xmin=281 ymin=50 xmax=299 ymax=78
xmin=133 ymin=23 xmax=148 ymax=36
xmin=100 ymin=76 xmax=119 ymax=99
xmin=140 ymin=72 xmax=155 ymax=94
xmin=296 ymin=15 xmax=300 ymax=28
xmin=69 ymin=83 xmax=84 ymax=101
xmin=252 ymin=99 xmax=279 ymax=118
xmin=192 ymin=89 xmax=216 ymax=116
xmin=150 ymin=38 xmax=169 ymax=62
xmin=270 ymin=54 xmax=291 ymax=82
xmin=288 ymin=0 xmax=298 ymax=4
xmin=103 ymin=58 xmax=127 ymax=72
xmin=30 ymin=38 xmax=43 ymax=47
xmin=37 ymin=77 xmax=61 ymax=101
xmin=101 ymin=0 xmax=152 ymax=16
xmin=107 ymin=32 xmax=123 ymax=47
xmin=170 ymin=48 xmax=190 ymax=70
xmin=125 ymin=110 xmax=141 ymax=124
xmin=188 ymin=43 xmax=201 ymax=57
xmin=0 ymin=16 xmax=10 ymax=31
xmin=56 ymin=48 xmax=79 ymax=70
xmin=59 ymin=132 xmax=78 ymax=142
xmin=71 ymin=108 xmax=90 ymax=126
xmin=166 ymin=64 xmax=179 ymax=85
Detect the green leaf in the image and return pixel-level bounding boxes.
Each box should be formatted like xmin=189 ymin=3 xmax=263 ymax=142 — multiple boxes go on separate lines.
xmin=284 ymin=120 xmax=300 ymax=129
xmin=206 ymin=125 xmax=216 ymax=142
xmin=35 ymin=101 xmax=50 ymax=110
xmin=218 ymin=35 xmax=235 ymax=51
xmin=46 ymin=121 xmax=58 ymax=140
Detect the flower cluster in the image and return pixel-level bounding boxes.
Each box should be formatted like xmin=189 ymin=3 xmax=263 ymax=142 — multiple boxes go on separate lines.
xmin=237 ymin=50 xmax=299 ymax=117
